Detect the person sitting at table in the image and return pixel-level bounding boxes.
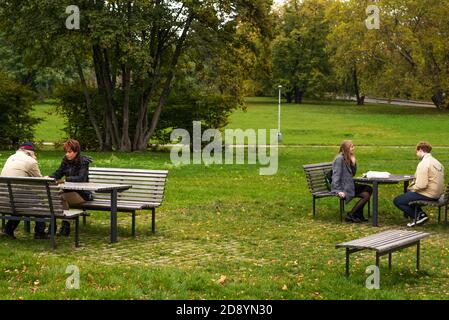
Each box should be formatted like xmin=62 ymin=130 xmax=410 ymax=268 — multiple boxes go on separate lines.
xmin=50 ymin=139 xmax=92 ymax=236
xmin=331 ymin=140 xmax=373 ymax=223
xmin=393 ymin=141 xmax=445 ymax=227
xmin=1 ymin=142 xmax=50 ymax=239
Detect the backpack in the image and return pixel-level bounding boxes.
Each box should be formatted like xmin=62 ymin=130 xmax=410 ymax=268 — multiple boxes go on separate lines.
xmin=325 ymin=169 xmax=333 ymax=191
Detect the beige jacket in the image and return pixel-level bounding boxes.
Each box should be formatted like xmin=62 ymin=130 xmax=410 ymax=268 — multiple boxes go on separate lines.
xmin=408 ymin=153 xmax=445 ymax=199
xmin=1 ymin=150 xmax=42 ymax=177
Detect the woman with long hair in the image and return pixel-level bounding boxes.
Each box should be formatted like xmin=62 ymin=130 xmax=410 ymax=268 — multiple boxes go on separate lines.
xmin=331 ymin=140 xmax=372 ymax=223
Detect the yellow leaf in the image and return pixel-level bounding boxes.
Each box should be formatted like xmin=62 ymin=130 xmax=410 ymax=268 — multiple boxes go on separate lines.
xmin=217 ymin=275 xmax=227 ymax=285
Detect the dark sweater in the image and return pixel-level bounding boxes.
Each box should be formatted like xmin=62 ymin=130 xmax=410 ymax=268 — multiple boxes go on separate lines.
xmin=51 ymin=155 xmax=93 ymax=201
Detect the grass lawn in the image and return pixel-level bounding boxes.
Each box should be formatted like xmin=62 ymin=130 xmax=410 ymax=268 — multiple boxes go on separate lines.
xmin=31 ymin=100 xmax=66 ymax=143
xmin=0 ymin=98 xmax=448 ymax=300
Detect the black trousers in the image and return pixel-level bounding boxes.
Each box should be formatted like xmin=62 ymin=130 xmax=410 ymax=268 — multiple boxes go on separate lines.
xmin=3 ymin=220 xmax=46 ymax=235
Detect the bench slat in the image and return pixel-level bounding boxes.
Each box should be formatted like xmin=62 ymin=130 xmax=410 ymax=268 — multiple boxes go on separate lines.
xmin=90 ymin=167 xmax=168 ymax=174
xmin=337 ymin=230 xmax=430 ymax=253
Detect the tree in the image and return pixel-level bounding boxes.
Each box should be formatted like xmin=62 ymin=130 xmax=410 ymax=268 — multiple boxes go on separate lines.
xmin=0 ymin=73 xmax=41 ymax=149
xmin=326 ymin=0 xmax=449 ymax=109
xmin=272 ymin=0 xmax=331 ymax=104
xmin=0 ymin=0 xmax=273 ymax=151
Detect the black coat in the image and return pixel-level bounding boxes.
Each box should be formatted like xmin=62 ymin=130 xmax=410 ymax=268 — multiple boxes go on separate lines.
xmin=51 ymin=155 xmax=93 ymax=201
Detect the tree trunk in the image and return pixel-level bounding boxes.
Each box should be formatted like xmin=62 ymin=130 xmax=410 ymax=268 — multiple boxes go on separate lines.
xmin=136 ymin=12 xmax=195 ymax=151
xmin=120 ymin=64 xmax=132 ymax=151
xmin=75 ymin=55 xmax=104 ymax=150
xmin=431 ymin=88 xmax=448 ymax=110
xmin=286 ymin=91 xmax=292 ymax=103
xmin=295 ymin=87 xmax=303 ymax=104
xmin=352 ymin=66 xmax=364 ymax=105
xmin=92 ymin=45 xmax=112 ymax=151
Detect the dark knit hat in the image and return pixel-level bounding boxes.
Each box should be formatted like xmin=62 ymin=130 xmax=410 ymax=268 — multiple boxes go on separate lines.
xmin=19 ymin=141 xmax=35 ymax=152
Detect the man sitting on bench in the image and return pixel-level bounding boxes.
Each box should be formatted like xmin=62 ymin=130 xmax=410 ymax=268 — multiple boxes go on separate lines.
xmin=0 ymin=142 xmax=49 ymax=239
xmin=394 ymin=141 xmax=445 ymax=227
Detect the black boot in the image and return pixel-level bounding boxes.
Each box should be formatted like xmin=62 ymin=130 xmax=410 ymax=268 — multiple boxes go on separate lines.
xmin=59 ymin=221 xmax=71 ymax=237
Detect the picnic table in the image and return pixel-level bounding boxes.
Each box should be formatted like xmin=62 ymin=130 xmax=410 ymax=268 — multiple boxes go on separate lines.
xmin=59 ymin=182 xmax=132 ymax=243
xmin=354 ymin=175 xmax=414 ymax=227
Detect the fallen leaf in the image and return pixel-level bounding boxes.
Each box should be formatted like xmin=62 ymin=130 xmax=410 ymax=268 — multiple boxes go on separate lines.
xmin=217 ymin=275 xmax=227 ymax=285
xmin=282 ymin=285 xmax=288 ymax=291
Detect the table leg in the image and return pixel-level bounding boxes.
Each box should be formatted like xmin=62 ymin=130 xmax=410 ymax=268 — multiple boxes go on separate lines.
xmin=372 ymin=181 xmax=379 ymax=227
xmin=345 ymin=248 xmax=350 ymax=278
xmin=404 ymin=181 xmax=409 ymax=194
xmin=110 ymin=189 xmax=118 ymax=244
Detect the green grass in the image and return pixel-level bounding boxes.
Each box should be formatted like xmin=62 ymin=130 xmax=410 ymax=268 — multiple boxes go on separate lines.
xmin=1 ymin=98 xmax=448 ymax=300
xmin=228 ymin=97 xmax=449 ymax=146
xmin=32 ymin=101 xmax=65 ymax=143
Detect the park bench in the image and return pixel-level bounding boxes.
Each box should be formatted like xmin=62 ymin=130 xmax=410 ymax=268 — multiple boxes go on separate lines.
xmin=409 ymin=182 xmax=449 ymax=226
xmin=336 ymin=230 xmax=430 ymax=277
xmin=303 ymin=162 xmax=370 ymax=222
xmin=71 ymin=168 xmax=169 ymax=236
xmin=0 ymin=176 xmax=81 ymax=248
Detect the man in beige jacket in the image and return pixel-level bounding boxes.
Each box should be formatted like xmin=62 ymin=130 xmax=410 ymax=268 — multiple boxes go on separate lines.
xmin=1 ymin=142 xmax=48 ymax=239
xmin=394 ymin=141 xmax=445 ymax=227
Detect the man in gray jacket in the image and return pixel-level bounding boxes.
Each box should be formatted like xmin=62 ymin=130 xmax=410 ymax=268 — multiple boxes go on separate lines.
xmin=1 ymin=142 xmax=48 ymax=239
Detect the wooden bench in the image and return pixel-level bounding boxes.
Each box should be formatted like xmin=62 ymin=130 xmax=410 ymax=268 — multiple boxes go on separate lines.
xmin=303 ymin=162 xmax=346 ymax=221
xmin=409 ymin=182 xmax=449 ymax=226
xmin=0 ymin=177 xmax=82 ymax=248
xmin=71 ymin=168 xmax=169 ymax=236
xmin=336 ymin=230 xmax=430 ymax=277
xmin=303 ymin=162 xmax=370 ymax=222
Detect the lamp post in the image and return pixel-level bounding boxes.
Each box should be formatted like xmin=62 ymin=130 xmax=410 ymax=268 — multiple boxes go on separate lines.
xmin=277 ymin=85 xmax=282 ymax=143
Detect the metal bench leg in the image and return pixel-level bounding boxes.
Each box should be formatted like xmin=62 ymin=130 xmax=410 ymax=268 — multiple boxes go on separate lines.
xmin=345 ymin=248 xmax=350 ymax=278
xmin=445 ymin=205 xmax=448 ymax=226
xmin=438 ymin=207 xmax=441 ymax=223
xmin=376 ymin=253 xmax=380 ymax=269
xmin=82 ymin=210 xmax=87 ymax=226
xmin=131 ymin=211 xmax=136 ymax=237
xmin=312 ymin=196 xmax=316 ymax=217
xmin=50 ymin=217 xmax=56 ymax=249
xmin=388 ymin=253 xmax=392 ymax=269
xmin=368 ymin=200 xmax=371 ymax=218
xmin=151 ymin=208 xmax=156 ymax=234
xmin=416 ymin=241 xmax=421 ymax=271
xmin=75 ymin=217 xmax=80 ymax=248
xmin=1 ymin=214 xmax=4 ymax=230
xmin=339 ymin=199 xmax=344 ymax=222
xmin=24 ymin=221 xmax=31 ymax=233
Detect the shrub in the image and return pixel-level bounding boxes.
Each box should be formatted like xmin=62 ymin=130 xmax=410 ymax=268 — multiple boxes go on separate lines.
xmin=0 ymin=73 xmax=40 ymax=149
xmin=55 ymin=84 xmax=239 ymax=150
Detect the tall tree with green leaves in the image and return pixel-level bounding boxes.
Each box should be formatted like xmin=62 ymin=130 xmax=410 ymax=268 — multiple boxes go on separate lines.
xmin=0 ymin=0 xmax=273 ymax=151
xmin=327 ymin=0 xmax=449 ymax=109
xmin=272 ymin=0 xmax=331 ymax=104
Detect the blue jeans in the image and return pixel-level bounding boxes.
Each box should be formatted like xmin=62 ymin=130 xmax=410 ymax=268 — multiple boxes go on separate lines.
xmin=393 ymin=192 xmax=436 ymax=218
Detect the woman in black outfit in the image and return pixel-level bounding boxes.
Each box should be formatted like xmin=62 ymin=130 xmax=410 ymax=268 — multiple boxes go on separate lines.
xmin=331 ymin=140 xmax=372 ymax=223
xmin=51 ymin=139 xmax=92 ymax=236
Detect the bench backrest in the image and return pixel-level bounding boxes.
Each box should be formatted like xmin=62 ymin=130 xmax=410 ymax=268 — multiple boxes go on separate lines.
xmin=0 ymin=177 xmax=64 ymax=217
xmin=88 ymin=168 xmax=169 ymax=206
xmin=303 ymin=162 xmax=333 ymax=195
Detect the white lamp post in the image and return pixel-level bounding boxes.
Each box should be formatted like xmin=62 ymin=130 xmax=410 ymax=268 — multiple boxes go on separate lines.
xmin=277 ymin=85 xmax=283 ymax=143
